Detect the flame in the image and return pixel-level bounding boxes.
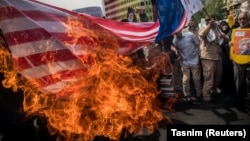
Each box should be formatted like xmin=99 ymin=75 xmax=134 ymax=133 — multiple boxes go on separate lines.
xmin=0 ymin=16 xmax=175 ymax=140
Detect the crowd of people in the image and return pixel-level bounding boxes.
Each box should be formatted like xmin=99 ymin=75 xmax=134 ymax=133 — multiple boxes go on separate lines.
xmin=1 ymin=4 xmax=250 ymax=141
xmin=148 ymin=11 xmax=250 ymax=114
xmin=124 ymin=8 xmax=250 ymax=113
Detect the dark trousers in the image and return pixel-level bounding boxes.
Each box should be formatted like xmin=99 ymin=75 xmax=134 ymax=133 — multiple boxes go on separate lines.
xmin=233 ymin=62 xmax=250 ymax=108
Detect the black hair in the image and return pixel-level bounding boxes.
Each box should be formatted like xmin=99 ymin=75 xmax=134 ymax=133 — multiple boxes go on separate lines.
xmin=120 ymin=19 xmax=129 ymax=22
xmin=220 ymin=21 xmax=229 ymax=26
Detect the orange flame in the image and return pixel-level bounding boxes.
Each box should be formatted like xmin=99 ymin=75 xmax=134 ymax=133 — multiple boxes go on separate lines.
xmin=0 ymin=17 xmax=176 ymax=140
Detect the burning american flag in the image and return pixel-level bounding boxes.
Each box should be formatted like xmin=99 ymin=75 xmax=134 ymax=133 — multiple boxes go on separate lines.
xmin=0 ymin=0 xmax=203 ymax=140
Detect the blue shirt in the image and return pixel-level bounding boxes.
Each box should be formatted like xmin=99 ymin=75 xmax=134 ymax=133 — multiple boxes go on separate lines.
xmin=172 ymin=32 xmax=200 ymax=66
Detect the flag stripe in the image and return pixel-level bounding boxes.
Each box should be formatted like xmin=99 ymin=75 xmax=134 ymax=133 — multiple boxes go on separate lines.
xmin=96 ymin=23 xmax=158 ymax=41
xmin=5 ymin=28 xmax=51 ymax=46
xmin=0 ymin=17 xmax=44 ymax=34
xmin=20 ymin=59 xmax=87 ymax=79
xmin=14 ymin=49 xmax=78 ymax=69
xmin=85 ymin=14 xmax=159 ymax=42
xmin=34 ymin=68 xmax=88 ymax=87
xmin=9 ymin=39 xmax=90 ymax=59
xmin=25 ymin=68 xmax=88 ymax=94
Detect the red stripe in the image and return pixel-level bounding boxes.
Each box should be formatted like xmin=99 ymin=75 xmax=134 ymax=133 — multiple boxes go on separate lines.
xmin=0 ymin=7 xmax=24 ymax=20
xmin=5 ymin=31 xmax=98 ymax=50
xmin=13 ymin=58 xmax=31 ymax=70
xmin=33 ymin=68 xmax=88 ymax=88
xmin=5 ymin=30 xmax=97 ymax=48
xmin=14 ymin=49 xmax=78 ymax=70
xmin=5 ymin=28 xmax=51 ymax=46
xmin=22 ymin=10 xmax=69 ymax=22
xmin=172 ymin=12 xmax=188 ymax=34
xmin=89 ymin=16 xmax=159 ymax=33
xmin=52 ymin=33 xmax=97 ymax=45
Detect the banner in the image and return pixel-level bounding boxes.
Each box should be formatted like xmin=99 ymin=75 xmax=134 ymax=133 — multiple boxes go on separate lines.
xmin=230 ymin=28 xmax=250 ymax=64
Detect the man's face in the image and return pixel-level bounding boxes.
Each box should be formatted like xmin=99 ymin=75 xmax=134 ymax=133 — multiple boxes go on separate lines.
xmin=205 ymin=18 xmax=210 ymax=25
xmin=221 ymin=24 xmax=229 ymax=31
xmin=188 ymin=18 xmax=195 ymax=27
xmin=205 ymin=18 xmax=216 ymax=28
xmin=128 ymin=13 xmax=134 ymax=18
xmin=238 ymin=13 xmax=249 ymax=28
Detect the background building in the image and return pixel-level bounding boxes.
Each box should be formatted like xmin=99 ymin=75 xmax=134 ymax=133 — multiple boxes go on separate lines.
xmin=104 ymin=0 xmax=155 ymax=22
xmin=73 ymin=6 xmax=104 ymax=17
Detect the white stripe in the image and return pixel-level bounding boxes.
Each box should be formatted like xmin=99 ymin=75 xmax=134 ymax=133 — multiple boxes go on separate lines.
xmin=0 ymin=17 xmax=41 ymax=33
xmin=41 ymin=78 xmax=78 ymax=94
xmin=9 ymin=39 xmax=87 ymax=58
xmin=97 ymin=23 xmax=159 ymax=37
xmin=36 ymin=21 xmax=69 ymax=33
xmin=125 ymin=22 xmax=157 ymax=27
xmin=121 ymin=35 xmax=156 ymax=42
xmin=19 ymin=59 xmax=87 ymax=79
xmin=1 ymin=0 xmax=70 ymax=17
xmin=37 ymin=21 xmax=89 ymax=35
xmin=0 ymin=0 xmax=12 ymax=8
xmin=0 ymin=18 xmax=69 ymax=34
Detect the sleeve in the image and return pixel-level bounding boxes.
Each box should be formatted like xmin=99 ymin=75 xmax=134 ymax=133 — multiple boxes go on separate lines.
xmin=198 ymin=26 xmax=210 ymax=39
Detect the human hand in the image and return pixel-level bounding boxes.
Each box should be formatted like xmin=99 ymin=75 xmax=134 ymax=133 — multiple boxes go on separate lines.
xmin=229 ymin=41 xmax=233 ymax=47
xmin=135 ymin=6 xmax=144 ymax=13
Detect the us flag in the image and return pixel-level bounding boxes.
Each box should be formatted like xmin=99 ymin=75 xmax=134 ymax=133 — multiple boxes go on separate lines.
xmin=0 ymin=0 xmax=160 ymax=95
xmin=0 ymin=0 xmax=202 ymax=95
